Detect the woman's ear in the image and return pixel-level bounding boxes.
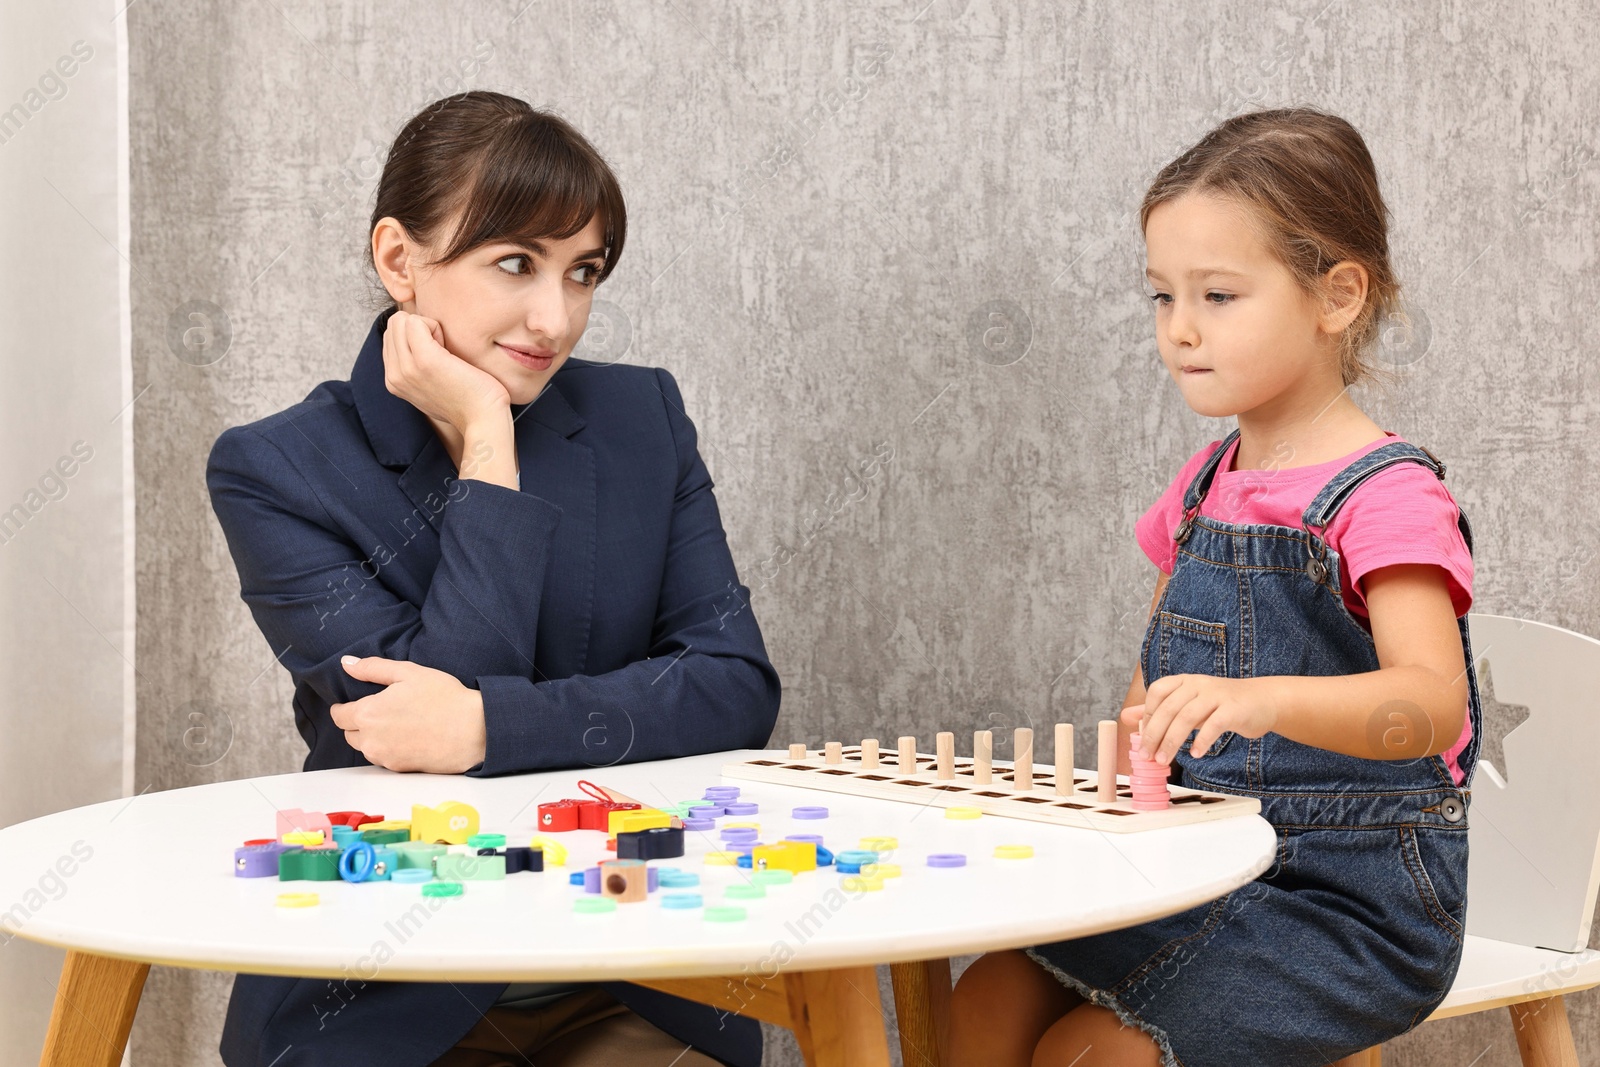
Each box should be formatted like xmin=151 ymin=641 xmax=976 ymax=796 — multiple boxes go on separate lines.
xmin=1318 ymin=260 xmax=1369 ymax=338
xmin=372 ymin=217 xmax=421 ymax=305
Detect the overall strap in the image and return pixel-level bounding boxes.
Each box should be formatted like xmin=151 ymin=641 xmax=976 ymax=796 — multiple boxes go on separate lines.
xmin=1172 ymin=428 xmax=1242 ymax=544
xmin=1298 ymin=439 xmax=1475 ymax=576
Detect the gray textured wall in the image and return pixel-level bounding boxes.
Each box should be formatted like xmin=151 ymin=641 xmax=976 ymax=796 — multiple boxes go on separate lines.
xmin=130 ymin=2 xmax=1600 ymax=1065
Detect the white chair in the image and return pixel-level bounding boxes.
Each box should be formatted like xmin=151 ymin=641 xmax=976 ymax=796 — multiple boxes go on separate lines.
xmin=1340 ymin=613 xmax=1600 ymax=1067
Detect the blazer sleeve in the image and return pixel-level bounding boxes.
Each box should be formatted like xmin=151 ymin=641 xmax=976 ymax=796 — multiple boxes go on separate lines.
xmin=467 ymin=367 xmax=782 ymax=776
xmin=206 ymin=425 xmax=565 ymax=756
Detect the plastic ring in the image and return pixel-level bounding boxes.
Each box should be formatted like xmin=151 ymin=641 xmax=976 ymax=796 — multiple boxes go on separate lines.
xmin=339 ymin=841 xmax=376 ymax=883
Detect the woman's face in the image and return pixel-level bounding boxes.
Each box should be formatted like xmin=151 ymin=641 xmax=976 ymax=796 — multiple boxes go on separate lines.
xmin=392 ymin=213 xmax=609 ymax=407
xmin=1143 ymin=192 xmax=1341 ymax=421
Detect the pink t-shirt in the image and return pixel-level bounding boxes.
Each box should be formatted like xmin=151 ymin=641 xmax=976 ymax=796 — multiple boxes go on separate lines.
xmin=1135 ymin=432 xmax=1475 ymax=785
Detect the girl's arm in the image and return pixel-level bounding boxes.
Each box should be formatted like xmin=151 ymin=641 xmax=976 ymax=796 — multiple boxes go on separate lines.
xmin=1116 ymin=568 xmax=1171 ymax=776
xmin=1262 ymin=562 xmax=1469 ymax=761
xmin=1135 ymin=562 xmax=1469 ymax=766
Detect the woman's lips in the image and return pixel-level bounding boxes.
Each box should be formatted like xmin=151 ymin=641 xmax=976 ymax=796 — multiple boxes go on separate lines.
xmin=498 ymin=343 xmax=554 ymax=371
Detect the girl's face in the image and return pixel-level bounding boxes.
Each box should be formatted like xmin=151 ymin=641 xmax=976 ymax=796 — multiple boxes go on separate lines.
xmin=398 ymin=214 xmax=609 ymax=407
xmin=1143 ymin=193 xmax=1342 ymax=421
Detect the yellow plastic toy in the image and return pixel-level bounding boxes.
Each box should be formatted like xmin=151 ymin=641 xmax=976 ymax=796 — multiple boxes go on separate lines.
xmin=752 ymin=841 xmax=817 ymax=874
xmin=527 ymin=836 xmax=568 ymax=867
xmin=411 ymin=802 xmax=480 ymax=845
xmin=607 ymin=807 xmax=672 ymax=835
xmin=280 ymin=830 xmax=325 ymax=847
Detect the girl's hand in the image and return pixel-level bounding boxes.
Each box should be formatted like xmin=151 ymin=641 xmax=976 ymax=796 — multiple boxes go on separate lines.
xmin=382 ymin=311 xmax=510 ymax=435
xmin=1129 ymin=674 xmax=1279 ymax=765
xmin=330 ymin=656 xmax=487 ymax=773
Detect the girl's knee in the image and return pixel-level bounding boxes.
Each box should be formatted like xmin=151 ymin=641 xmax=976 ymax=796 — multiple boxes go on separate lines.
xmin=1033 ymin=1004 xmax=1163 ymax=1067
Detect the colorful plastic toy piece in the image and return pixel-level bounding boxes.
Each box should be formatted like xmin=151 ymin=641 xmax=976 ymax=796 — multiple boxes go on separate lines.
xmin=488 ymin=846 xmax=543 ymax=874
xmin=327 ymin=811 xmax=382 ymax=828
xmin=391 ymin=868 xmax=432 ymax=884
xmin=752 ymin=841 xmax=817 ymax=874
xmin=662 ymin=892 xmax=703 ymax=909
xmin=927 ymin=853 xmax=967 ymax=868
xmin=994 ymin=844 xmax=1035 ymax=860
xmin=422 ymin=881 xmax=464 ymax=898
xmin=608 ymin=807 xmax=672 ymax=836
xmin=357 ymin=819 xmax=410 ymax=833
xmin=276 ymin=892 xmax=319 ymax=908
xmin=599 ymin=859 xmax=649 ymax=903
xmin=616 ymin=825 xmax=685 ymax=861
xmin=574 ymin=897 xmax=616 ymax=914
xmin=278 ymin=847 xmax=341 ymax=882
xmin=752 ymin=869 xmax=794 ymax=887
xmin=339 ymin=842 xmax=378 ymax=883
xmin=280 ymin=829 xmax=325 ymax=847
xmin=435 ymin=853 xmax=506 ymax=881
xmin=369 ymin=846 xmax=398 ymax=880
xmin=467 ymin=833 xmax=506 ymax=849
xmin=234 ymin=842 xmax=288 ymax=878
xmin=528 ymin=836 xmax=568 ymax=866
xmin=275 ymin=808 xmax=333 ymax=841
xmin=392 ymin=842 xmax=446 ymax=869
xmin=577 ymin=798 xmax=639 ymax=831
xmin=411 ymin=802 xmax=479 ymax=844
xmin=360 ymin=827 xmax=409 ymax=846
xmin=726 ymin=883 xmax=766 ymax=900
xmin=657 ymin=868 xmax=700 ymax=888
xmin=703 ymin=905 xmax=746 ymax=922
xmin=537 ymin=799 xmax=581 ymax=832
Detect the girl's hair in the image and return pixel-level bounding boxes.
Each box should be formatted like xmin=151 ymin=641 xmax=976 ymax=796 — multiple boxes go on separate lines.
xmin=1141 ymin=108 xmax=1400 ymax=390
xmin=367 ymin=91 xmax=626 ymax=306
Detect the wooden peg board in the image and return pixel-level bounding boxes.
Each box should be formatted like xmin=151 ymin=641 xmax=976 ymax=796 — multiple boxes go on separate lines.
xmin=721 ymin=746 xmax=1260 ymax=834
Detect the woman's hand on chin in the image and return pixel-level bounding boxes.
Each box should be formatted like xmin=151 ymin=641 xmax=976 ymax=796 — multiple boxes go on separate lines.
xmin=382 ymin=310 xmax=510 ymax=434
xmin=331 ymin=655 xmax=488 ymax=774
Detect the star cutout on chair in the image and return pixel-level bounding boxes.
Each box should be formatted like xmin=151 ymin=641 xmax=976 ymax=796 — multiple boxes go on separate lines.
xmin=1474 ymin=657 xmax=1532 ymax=785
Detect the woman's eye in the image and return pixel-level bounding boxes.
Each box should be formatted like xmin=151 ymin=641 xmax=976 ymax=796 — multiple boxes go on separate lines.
xmin=569 ymin=263 xmax=601 ymax=287
xmin=496 ymin=254 xmax=529 ymax=275
xmin=1148 ymin=293 xmax=1172 ymax=306
xmin=1206 ymin=292 xmax=1234 ymax=304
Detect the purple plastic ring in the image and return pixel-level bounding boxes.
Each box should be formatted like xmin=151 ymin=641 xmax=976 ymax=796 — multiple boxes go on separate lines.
xmin=791 ymin=806 xmax=829 ymax=820
xmin=927 ymin=853 xmax=967 ymax=868
xmin=722 ymin=802 xmax=759 ymax=816
xmin=784 ymin=833 xmax=824 ymax=845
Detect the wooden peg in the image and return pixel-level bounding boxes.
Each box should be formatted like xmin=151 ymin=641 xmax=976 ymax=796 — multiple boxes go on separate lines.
xmin=789 ymin=743 xmax=807 ymax=760
xmin=1055 ymin=723 xmax=1073 ymax=796
xmin=824 ymin=741 xmax=842 ymax=765
xmin=898 ymin=736 xmax=916 ymax=773
xmin=862 ymin=738 xmax=879 ymax=768
xmin=1013 ymin=727 xmax=1033 ymax=791
xmin=973 ymin=730 xmax=993 ymax=784
xmin=935 ymin=732 xmax=954 ymax=779
xmin=1097 ymin=719 xmax=1118 ymax=803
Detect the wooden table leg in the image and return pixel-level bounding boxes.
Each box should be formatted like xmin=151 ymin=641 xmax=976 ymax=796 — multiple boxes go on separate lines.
xmin=39 ymin=950 xmax=149 ymax=1067
xmin=889 ymin=958 xmax=951 ymax=1067
xmin=1509 ymin=995 xmax=1580 ymax=1067
xmin=637 ymin=964 xmax=891 ymax=1067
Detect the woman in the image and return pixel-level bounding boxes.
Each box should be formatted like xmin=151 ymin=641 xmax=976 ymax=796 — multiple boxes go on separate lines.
xmin=208 ymin=91 xmax=779 ymax=1067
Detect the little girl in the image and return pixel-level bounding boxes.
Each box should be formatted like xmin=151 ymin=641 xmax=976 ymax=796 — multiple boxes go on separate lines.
xmin=950 ymin=109 xmax=1483 ymax=1067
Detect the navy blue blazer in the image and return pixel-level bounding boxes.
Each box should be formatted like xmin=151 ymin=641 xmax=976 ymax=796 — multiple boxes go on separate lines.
xmin=207 ymin=306 xmax=779 ymax=1067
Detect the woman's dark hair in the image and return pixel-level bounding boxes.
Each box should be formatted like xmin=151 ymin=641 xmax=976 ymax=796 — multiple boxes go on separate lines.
xmin=1141 ymin=108 xmax=1400 ymax=390
xmin=367 ymin=91 xmax=626 ymax=304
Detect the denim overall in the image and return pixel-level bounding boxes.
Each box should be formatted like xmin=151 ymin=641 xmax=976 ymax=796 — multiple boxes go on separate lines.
xmin=1028 ymin=429 xmax=1484 ymax=1067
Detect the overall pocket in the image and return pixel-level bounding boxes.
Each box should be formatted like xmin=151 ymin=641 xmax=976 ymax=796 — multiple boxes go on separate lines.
xmin=1399 ymin=826 xmax=1467 ymax=944
xmin=1154 ymin=611 xmax=1238 ymax=761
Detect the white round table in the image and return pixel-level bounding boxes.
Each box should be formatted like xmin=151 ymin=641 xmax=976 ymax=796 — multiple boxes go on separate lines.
xmin=1 ymin=749 xmax=1275 ymax=1067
